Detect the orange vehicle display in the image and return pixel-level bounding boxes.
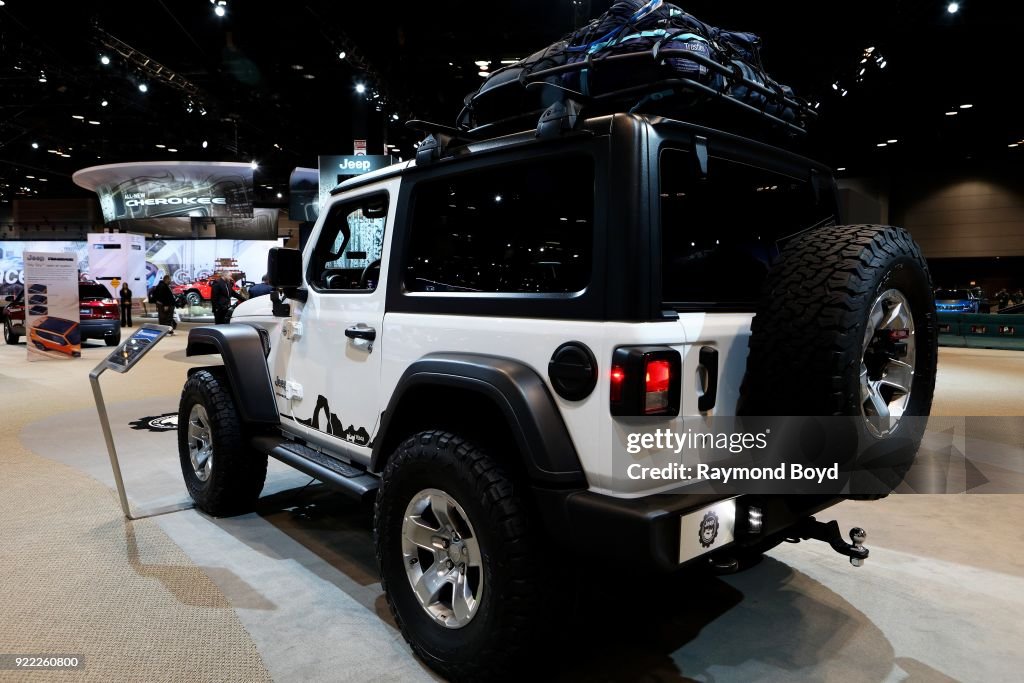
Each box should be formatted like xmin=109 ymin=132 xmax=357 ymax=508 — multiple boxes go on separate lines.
xmin=28 ymin=316 xmax=81 ymax=358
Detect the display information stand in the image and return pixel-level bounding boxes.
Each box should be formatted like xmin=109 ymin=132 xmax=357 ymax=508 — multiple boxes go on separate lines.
xmin=88 ymin=323 xmax=189 ymax=520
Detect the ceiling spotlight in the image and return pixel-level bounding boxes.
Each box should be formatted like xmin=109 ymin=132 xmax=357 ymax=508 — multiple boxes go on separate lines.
xmin=877 ymin=143 xmax=888 ymax=147
xmin=100 ymin=55 xmax=111 ymax=65
xmin=138 ymin=83 xmax=149 ymax=93
xmin=88 ymin=120 xmax=101 ymax=125
xmin=276 ymin=192 xmax=283 ymax=199
xmin=837 ymin=167 xmax=847 ymax=171
xmin=355 ymin=83 xmax=366 ymax=94
xmin=250 ymin=160 xmax=258 ymax=169
xmin=155 ymin=144 xmax=166 ymax=148
xmin=214 ymin=1 xmax=227 ymax=17
xmin=879 ymin=60 xmax=887 ymax=69
xmin=391 ymin=113 xmax=400 ymax=121
xmin=199 ymin=107 xmax=207 ymax=116
xmin=72 ymin=115 xmax=84 ymax=120
xmin=101 ymin=99 xmax=109 ymax=107
xmin=168 ymin=148 xmax=178 ymax=152
xmin=1010 ymin=144 xmax=1019 ymax=148
xmin=947 ymin=2 xmax=960 ymax=14
xmin=946 ymin=111 xmax=959 ymax=116
xmin=960 ymin=103 xmax=973 ymax=109
xmin=338 ymin=51 xmax=347 ymax=60
xmin=38 ymin=72 xmax=47 ymax=83
xmin=202 ymin=140 xmax=209 ymax=149
xmin=31 ymin=142 xmax=39 ymax=149
xmin=832 ymin=82 xmax=839 ymax=91
xmin=887 ymin=139 xmax=898 ymax=144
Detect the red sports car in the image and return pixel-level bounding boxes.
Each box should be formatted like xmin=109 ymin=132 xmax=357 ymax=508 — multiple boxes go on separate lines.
xmin=171 ymin=277 xmax=244 ymax=305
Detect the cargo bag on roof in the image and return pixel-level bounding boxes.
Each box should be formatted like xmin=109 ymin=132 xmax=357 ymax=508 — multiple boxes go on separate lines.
xmin=458 ymin=0 xmax=805 ymax=131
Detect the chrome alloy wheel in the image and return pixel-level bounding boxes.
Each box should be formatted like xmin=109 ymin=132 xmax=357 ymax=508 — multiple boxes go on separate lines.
xmin=401 ymin=488 xmax=484 ymax=629
xmin=187 ymin=403 xmax=214 ymax=481
xmin=860 ymin=288 xmax=916 ymax=437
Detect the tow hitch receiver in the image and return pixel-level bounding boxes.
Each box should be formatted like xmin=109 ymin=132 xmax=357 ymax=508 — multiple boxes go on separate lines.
xmin=793 ymin=517 xmax=868 ymax=566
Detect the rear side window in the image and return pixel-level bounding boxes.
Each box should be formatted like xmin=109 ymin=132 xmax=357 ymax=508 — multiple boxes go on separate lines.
xmin=660 ymin=149 xmax=835 ymax=309
xmin=405 ymin=155 xmax=594 ymax=294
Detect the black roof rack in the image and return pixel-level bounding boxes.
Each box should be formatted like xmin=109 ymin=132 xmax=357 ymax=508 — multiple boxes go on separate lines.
xmin=456 ymin=43 xmax=817 ymax=141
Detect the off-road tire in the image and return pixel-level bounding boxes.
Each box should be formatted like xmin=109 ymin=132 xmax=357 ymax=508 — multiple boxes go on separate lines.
xmin=740 ymin=225 xmax=938 ymax=495
xmin=375 ymin=431 xmax=544 ymax=681
xmin=177 ymin=368 xmax=267 ymax=516
xmin=3 ymin=318 xmax=19 ymax=345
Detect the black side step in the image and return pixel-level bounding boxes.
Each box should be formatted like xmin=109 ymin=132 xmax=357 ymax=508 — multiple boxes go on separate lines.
xmin=252 ymin=435 xmax=380 ymax=500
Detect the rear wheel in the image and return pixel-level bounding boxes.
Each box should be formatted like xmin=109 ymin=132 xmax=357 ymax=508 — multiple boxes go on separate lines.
xmin=375 ymin=431 xmax=545 ymax=681
xmin=3 ymin=318 xmax=19 ymax=344
xmin=185 ymin=291 xmax=202 ymax=306
xmin=177 ymin=369 xmax=268 ymax=516
xmin=105 ymin=333 xmax=121 ymax=347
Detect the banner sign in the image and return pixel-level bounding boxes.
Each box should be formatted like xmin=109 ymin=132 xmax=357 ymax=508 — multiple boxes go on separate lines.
xmin=72 ymin=162 xmax=255 ymax=223
xmin=317 ymin=155 xmax=394 ymax=208
xmin=289 ymin=167 xmax=319 ymax=222
xmin=23 ymin=252 xmax=81 ymax=362
xmin=88 ymin=233 xmax=147 ymax=299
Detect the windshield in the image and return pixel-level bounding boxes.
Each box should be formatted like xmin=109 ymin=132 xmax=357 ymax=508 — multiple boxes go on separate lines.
xmin=79 ymin=284 xmax=111 ymax=300
xmin=935 ymin=289 xmax=971 ymax=299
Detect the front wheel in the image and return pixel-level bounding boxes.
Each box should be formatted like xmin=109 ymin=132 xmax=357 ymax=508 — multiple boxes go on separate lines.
xmin=3 ymin=319 xmax=19 ymax=345
xmin=177 ymin=369 xmax=268 ymax=516
xmin=375 ymin=431 xmax=546 ymax=681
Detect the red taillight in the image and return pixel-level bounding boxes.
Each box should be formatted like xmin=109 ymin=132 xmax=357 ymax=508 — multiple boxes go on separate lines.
xmin=610 ymin=366 xmax=626 ymax=402
xmin=609 ymin=348 xmax=681 ymax=417
xmin=644 ymin=359 xmax=672 ymax=414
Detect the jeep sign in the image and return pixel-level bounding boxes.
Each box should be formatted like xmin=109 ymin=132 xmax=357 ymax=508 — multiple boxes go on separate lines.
xmin=317 ymin=154 xmax=395 ymax=207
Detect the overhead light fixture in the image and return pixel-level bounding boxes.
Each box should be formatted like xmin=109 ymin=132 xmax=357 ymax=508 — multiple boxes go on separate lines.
xmin=88 ymin=120 xmax=101 ymax=125
xmin=31 ymin=142 xmax=39 ymax=149
xmin=199 ymin=107 xmax=207 ymax=116
xmin=832 ymin=82 xmax=839 ymax=91
xmin=26 ymin=175 xmax=35 ymax=179
xmin=338 ymin=51 xmax=347 ymax=60
xmin=250 ymin=160 xmax=258 ymax=169
xmin=72 ymin=115 xmax=84 ymax=120
xmin=38 ymin=72 xmax=47 ymax=83
xmin=946 ymin=111 xmax=959 ymax=116
xmin=155 ymin=144 xmax=166 ymax=148
xmin=879 ymin=60 xmax=887 ymax=69
xmin=138 ymin=83 xmax=149 ymax=93
xmin=100 ymin=55 xmax=111 ymax=65
xmin=168 ymin=148 xmax=178 ymax=152
xmin=837 ymin=167 xmax=847 ymax=171
xmin=276 ymin=192 xmax=283 ymax=199
xmin=877 ymin=143 xmax=888 ymax=147
xmin=100 ymin=99 xmax=109 ymax=107
xmin=960 ymin=103 xmax=973 ymax=109
xmin=1010 ymin=144 xmax=1019 ymax=148
xmin=355 ymin=83 xmax=366 ymax=94
xmin=213 ymin=1 xmax=227 ymax=17
xmin=478 ymin=71 xmax=490 ymax=78
xmin=391 ymin=113 xmax=400 ymax=121
xmin=202 ymin=140 xmax=209 ymax=149
xmin=887 ymin=139 xmax=898 ymax=143
xmin=947 ymin=2 xmax=960 ymax=14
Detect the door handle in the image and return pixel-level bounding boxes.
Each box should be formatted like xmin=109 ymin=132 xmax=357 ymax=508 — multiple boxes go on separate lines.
xmin=344 ymin=324 xmax=376 ymax=342
xmin=697 ymin=346 xmax=718 ymax=412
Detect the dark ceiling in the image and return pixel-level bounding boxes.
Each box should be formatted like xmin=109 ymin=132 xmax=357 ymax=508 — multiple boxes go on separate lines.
xmin=1 ymin=0 xmax=1021 ymax=208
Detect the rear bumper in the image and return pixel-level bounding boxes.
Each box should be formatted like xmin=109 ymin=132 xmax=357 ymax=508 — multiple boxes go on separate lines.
xmin=80 ymin=318 xmax=120 ymax=339
xmin=534 ymin=488 xmax=842 ymax=572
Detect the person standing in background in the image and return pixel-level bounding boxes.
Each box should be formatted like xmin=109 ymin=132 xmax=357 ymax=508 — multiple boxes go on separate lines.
xmin=119 ymin=281 xmax=133 ymax=328
xmin=153 ymin=275 xmax=177 ymax=334
xmin=211 ymin=270 xmax=245 ymax=324
xmin=247 ymin=274 xmax=273 ymax=298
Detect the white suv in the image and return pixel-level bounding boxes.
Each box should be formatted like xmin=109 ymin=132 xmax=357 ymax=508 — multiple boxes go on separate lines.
xmin=177 ymin=112 xmax=937 ymax=680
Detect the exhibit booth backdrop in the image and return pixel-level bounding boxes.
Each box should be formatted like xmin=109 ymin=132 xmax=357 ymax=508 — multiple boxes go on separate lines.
xmin=0 ymin=239 xmax=284 ymax=297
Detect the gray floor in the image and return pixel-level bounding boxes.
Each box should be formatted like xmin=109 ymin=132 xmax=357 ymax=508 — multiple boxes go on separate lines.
xmin=15 ymin=344 xmax=1024 ymax=681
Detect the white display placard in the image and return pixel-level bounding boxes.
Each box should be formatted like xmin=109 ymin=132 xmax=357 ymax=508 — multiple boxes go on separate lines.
xmin=23 ymin=252 xmax=82 ymax=362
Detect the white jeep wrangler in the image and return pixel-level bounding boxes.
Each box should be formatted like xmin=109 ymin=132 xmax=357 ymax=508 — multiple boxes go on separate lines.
xmin=177 ymin=112 xmax=937 ymax=680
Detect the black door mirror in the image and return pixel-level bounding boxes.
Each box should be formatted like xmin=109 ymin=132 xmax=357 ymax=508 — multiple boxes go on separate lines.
xmin=267 ymin=247 xmax=303 ymax=289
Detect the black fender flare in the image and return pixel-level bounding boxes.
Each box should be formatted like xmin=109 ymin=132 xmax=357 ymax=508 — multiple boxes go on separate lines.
xmin=185 ymin=325 xmax=279 ymax=425
xmin=370 ymin=353 xmax=586 ymax=487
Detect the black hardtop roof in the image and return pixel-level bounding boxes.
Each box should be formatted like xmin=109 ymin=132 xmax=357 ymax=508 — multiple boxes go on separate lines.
xmin=331 ymin=113 xmax=832 ymax=196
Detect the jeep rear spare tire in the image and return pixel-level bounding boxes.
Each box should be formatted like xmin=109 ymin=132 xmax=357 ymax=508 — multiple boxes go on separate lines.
xmin=374 ymin=431 xmax=545 ymax=681
xmin=740 ymin=225 xmax=938 ymax=488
